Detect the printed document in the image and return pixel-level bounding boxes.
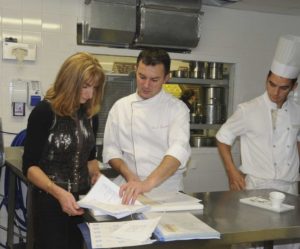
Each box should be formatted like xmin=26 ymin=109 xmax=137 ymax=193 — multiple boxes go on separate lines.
xmin=77 ymin=175 xmax=148 ymax=218
xmin=141 ymin=212 xmax=220 ymax=241
xmin=138 ymin=191 xmax=204 ymax=212
xmin=88 ymin=218 xmax=159 ymax=248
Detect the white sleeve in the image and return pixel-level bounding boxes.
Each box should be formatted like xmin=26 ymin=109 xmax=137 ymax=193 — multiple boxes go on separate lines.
xmin=216 ymin=105 xmax=246 ymax=145
xmin=165 ymin=103 xmax=191 ymax=169
xmin=102 ymin=106 xmax=123 ymax=163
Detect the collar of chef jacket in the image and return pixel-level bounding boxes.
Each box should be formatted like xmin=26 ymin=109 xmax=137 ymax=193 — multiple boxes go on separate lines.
xmin=262 ymin=91 xmax=289 ymax=111
xmin=132 ymin=89 xmax=165 ymax=105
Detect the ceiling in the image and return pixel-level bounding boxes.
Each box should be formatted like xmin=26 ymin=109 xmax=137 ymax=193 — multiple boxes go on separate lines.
xmin=204 ymin=0 xmax=300 ymax=16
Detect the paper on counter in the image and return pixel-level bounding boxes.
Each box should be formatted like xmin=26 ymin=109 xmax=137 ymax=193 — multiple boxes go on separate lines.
xmin=89 ymin=219 xmax=157 ymax=248
xmin=112 ymin=217 xmax=160 ymax=242
xmin=240 ymin=196 xmax=295 ymax=213
xmin=138 ymin=191 xmax=203 ymax=212
xmin=77 ymin=175 xmax=148 ymax=219
xmin=141 ymin=212 xmax=220 ymax=241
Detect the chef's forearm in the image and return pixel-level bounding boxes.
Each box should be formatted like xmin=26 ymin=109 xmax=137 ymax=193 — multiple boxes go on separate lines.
xmin=217 ymin=140 xmax=236 ymax=174
xmin=108 ymin=158 xmax=138 ymax=181
xmin=144 ymin=155 xmax=180 ymax=190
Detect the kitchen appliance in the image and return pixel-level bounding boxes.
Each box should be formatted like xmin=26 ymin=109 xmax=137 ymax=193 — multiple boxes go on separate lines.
xmin=78 ymin=0 xmax=137 ymax=47
xmin=134 ymin=0 xmax=202 ymax=51
xmin=78 ymin=0 xmax=203 ymax=52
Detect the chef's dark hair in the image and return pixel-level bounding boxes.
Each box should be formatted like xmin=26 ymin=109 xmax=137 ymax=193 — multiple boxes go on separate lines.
xmin=268 ymin=70 xmax=297 ymax=85
xmin=137 ymin=48 xmax=171 ymax=75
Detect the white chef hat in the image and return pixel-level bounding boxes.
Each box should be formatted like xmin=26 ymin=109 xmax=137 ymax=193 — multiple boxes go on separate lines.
xmin=271 ymin=34 xmax=300 ymax=79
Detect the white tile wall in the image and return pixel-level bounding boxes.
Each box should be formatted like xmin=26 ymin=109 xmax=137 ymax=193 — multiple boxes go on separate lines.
xmin=0 ymin=2 xmax=298 ymax=157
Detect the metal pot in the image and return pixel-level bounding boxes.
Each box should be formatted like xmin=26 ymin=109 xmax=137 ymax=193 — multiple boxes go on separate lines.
xmin=171 ymin=70 xmax=189 ymax=78
xmin=203 ymin=104 xmax=226 ymax=124
xmin=189 ymin=61 xmax=206 ymax=79
xmin=203 ymin=87 xmax=225 ymax=105
xmin=207 ymin=62 xmax=223 ymax=79
xmin=190 ymin=134 xmax=216 ymax=147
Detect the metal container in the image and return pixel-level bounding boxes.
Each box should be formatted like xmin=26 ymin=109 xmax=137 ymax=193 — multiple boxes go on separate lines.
xmin=189 ymin=61 xmax=206 ymax=79
xmin=190 ymin=134 xmax=216 ymax=147
xmin=204 ymin=104 xmax=226 ymax=124
xmin=171 ymin=70 xmax=189 ymax=78
xmin=207 ymin=62 xmax=223 ymax=79
xmin=203 ymin=87 xmax=225 ymax=105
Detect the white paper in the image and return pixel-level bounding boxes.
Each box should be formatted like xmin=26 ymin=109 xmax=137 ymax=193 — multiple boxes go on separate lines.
xmin=112 ymin=217 xmax=161 ymax=242
xmin=138 ymin=191 xmax=204 ymax=212
xmin=77 ymin=175 xmax=148 ymax=219
xmin=89 ymin=220 xmax=157 ymax=248
xmin=142 ymin=212 xmax=220 ymax=241
xmin=240 ymin=196 xmax=295 ymax=213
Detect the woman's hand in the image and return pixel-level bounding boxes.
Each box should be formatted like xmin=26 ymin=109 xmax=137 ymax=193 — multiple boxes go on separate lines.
xmin=51 ymin=184 xmax=84 ymax=216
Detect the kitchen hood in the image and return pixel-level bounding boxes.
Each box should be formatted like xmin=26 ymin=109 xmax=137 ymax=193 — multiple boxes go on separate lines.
xmin=77 ymin=0 xmax=203 ymax=52
xmin=77 ymin=0 xmax=137 ymax=48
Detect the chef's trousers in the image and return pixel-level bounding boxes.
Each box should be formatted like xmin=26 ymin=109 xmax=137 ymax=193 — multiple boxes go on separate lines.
xmin=31 ymin=188 xmax=85 ymax=249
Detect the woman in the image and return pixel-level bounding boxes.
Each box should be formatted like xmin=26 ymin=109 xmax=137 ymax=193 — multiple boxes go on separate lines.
xmin=22 ymin=52 xmax=105 ymax=249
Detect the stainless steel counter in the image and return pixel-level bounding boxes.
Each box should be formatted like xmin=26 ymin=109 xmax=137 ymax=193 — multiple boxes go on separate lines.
xmin=5 ymin=147 xmax=300 ymax=249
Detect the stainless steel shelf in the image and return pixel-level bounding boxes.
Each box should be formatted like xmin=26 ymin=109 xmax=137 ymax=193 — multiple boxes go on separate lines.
xmin=190 ymin=124 xmax=222 ymax=129
xmin=167 ymin=77 xmax=228 ymax=86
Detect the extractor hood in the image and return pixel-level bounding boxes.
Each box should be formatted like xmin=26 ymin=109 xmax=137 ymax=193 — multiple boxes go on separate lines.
xmin=77 ymin=0 xmax=203 ymax=52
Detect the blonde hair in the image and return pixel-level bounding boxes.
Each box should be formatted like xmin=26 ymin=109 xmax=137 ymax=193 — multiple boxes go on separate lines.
xmin=45 ymin=52 xmax=105 ymax=118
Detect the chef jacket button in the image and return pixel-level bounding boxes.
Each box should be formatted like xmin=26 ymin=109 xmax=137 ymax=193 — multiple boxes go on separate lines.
xmin=287 ymin=127 xmax=290 ymax=130
xmin=273 ymin=145 xmax=276 ymax=148
xmin=274 ymin=162 xmax=277 ymax=166
xmin=287 ymin=145 xmax=290 ymax=148
xmin=285 ymin=109 xmax=287 ymax=112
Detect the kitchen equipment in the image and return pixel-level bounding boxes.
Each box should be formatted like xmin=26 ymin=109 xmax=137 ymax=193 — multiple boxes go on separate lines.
xmin=207 ymin=62 xmax=223 ymax=79
xmin=190 ymin=134 xmax=216 ymax=147
xmin=135 ymin=0 xmax=203 ymax=51
xmin=189 ymin=61 xmax=207 ymax=79
xmin=171 ymin=69 xmax=189 ymax=78
xmin=203 ymin=87 xmax=225 ymax=105
xmin=204 ymin=104 xmax=226 ymax=124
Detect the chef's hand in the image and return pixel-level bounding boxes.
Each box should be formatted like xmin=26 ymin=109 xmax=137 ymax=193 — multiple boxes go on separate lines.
xmin=53 ymin=185 xmax=84 ymax=216
xmin=119 ymin=180 xmax=151 ymax=205
xmin=88 ymin=159 xmax=101 ymax=185
xmin=228 ymin=169 xmax=246 ymax=191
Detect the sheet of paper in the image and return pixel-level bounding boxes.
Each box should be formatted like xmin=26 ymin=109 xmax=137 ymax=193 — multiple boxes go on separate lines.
xmin=141 ymin=191 xmax=201 ymax=204
xmin=142 ymin=212 xmax=220 ymax=241
xmin=89 ymin=220 xmax=156 ymax=248
xmin=112 ymin=217 xmax=161 ymax=242
xmin=77 ymin=175 xmax=148 ymax=218
xmin=138 ymin=191 xmax=203 ymax=212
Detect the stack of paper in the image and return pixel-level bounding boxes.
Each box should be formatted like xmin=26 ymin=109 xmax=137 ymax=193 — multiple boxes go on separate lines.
xmin=87 ymin=218 xmax=160 ymax=248
xmin=138 ymin=191 xmax=204 ymax=212
xmin=77 ymin=175 xmax=148 ymax=219
xmin=141 ymin=212 xmax=220 ymax=241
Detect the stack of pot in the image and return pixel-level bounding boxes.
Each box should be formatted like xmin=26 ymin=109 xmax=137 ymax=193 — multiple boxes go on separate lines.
xmin=203 ymin=87 xmax=226 ymax=124
xmin=189 ymin=61 xmax=207 ymax=79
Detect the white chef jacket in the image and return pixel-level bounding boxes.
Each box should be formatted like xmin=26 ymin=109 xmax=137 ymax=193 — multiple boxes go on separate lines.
xmin=103 ymin=89 xmax=191 ymax=192
xmin=216 ymin=92 xmax=300 ymax=184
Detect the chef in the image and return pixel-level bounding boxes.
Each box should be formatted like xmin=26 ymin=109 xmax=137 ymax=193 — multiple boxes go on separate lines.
xmin=216 ymin=34 xmax=300 ymax=196
xmin=103 ymin=48 xmax=191 ymax=204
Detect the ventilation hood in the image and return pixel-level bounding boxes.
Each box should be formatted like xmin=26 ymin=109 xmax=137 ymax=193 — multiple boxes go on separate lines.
xmin=77 ymin=0 xmax=203 ymax=52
